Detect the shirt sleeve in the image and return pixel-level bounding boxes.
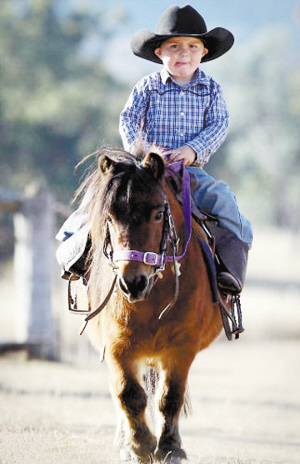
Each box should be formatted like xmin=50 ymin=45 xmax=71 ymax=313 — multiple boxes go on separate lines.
xmin=119 ymin=79 xmax=150 ymax=153
xmin=187 ymin=84 xmax=229 ymax=165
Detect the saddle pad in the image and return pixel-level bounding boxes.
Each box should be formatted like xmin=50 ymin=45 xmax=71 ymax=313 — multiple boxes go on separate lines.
xmin=198 ymin=236 xmax=219 ymax=304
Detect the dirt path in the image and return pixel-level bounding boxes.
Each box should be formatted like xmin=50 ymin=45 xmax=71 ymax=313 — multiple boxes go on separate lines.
xmin=0 ymin=339 xmax=300 ymax=464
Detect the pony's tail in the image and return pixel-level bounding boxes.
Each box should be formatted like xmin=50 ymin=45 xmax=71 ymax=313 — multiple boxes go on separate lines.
xmin=182 ymin=384 xmax=192 ymax=417
xmin=144 ymin=367 xmax=192 ymax=420
xmin=144 ymin=366 xmax=158 ymax=429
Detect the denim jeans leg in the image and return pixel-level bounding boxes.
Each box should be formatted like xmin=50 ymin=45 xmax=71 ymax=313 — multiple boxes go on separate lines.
xmin=187 ymin=166 xmax=253 ymax=249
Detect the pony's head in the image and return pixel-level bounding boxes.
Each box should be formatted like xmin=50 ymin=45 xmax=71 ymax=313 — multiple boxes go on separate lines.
xmin=81 ymin=148 xmax=167 ymax=302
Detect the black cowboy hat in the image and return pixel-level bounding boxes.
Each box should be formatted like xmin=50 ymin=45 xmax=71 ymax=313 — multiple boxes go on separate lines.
xmin=130 ymin=5 xmax=234 ymax=64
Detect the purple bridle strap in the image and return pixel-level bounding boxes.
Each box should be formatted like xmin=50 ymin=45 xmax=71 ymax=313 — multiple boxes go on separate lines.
xmin=165 ymin=160 xmax=192 ymax=262
xmin=110 ymin=161 xmax=192 ymax=266
xmin=111 ymin=249 xmax=165 ymax=266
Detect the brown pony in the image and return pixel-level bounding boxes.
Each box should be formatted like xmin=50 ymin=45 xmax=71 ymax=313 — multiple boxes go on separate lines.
xmin=77 ymin=148 xmax=223 ymax=463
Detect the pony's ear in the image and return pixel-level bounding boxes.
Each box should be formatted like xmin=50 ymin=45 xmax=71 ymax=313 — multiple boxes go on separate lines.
xmin=143 ymin=152 xmax=165 ymax=181
xmin=99 ymin=155 xmax=115 ymax=174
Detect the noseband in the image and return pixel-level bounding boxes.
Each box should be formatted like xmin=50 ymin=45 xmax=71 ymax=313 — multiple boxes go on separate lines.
xmin=78 ymin=162 xmax=192 ymax=334
xmin=104 ymin=201 xmax=178 ymax=277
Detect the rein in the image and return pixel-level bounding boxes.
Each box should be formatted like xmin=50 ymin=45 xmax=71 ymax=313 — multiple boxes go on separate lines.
xmin=77 ymin=161 xmax=192 ymax=333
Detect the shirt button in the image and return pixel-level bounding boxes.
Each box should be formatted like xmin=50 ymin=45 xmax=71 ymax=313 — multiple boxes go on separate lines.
xmin=180 ymin=112 xmax=185 ymax=117
xmin=180 ymin=133 xmax=184 ymax=137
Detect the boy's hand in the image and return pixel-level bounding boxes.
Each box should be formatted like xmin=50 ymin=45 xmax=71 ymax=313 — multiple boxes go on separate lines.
xmin=169 ymin=145 xmax=196 ymax=166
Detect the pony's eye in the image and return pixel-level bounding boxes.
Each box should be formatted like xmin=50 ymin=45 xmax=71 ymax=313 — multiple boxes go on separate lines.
xmin=132 ymin=214 xmax=140 ymax=225
xmin=107 ymin=215 xmax=113 ymax=223
xmin=154 ymin=211 xmax=164 ymax=222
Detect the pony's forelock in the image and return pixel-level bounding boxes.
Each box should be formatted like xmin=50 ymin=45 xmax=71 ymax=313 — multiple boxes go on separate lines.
xmin=75 ymin=147 xmax=166 ymax=261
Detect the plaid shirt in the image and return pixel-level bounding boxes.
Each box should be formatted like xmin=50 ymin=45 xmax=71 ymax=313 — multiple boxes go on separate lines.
xmin=119 ymin=68 xmax=229 ymax=165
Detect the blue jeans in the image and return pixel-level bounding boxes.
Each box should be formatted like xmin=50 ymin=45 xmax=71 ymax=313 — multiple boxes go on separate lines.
xmin=187 ymin=166 xmax=253 ymax=249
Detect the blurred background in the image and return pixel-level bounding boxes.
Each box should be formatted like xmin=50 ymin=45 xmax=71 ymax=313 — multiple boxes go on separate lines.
xmin=0 ymin=0 xmax=300 ymax=361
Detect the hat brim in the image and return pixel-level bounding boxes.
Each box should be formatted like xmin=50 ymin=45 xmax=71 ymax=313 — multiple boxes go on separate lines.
xmin=130 ymin=27 xmax=234 ymax=64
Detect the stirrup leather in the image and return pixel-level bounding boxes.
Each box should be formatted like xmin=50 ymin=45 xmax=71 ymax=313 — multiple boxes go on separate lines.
xmin=219 ymin=293 xmax=245 ymax=341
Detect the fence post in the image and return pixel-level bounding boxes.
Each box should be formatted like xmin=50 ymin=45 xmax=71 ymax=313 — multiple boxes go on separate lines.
xmin=13 ymin=183 xmax=57 ymax=359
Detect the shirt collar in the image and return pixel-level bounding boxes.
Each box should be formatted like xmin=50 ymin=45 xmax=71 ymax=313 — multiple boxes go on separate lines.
xmin=160 ymin=67 xmax=210 ymax=88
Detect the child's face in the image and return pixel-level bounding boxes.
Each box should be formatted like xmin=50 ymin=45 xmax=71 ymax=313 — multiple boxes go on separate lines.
xmin=154 ymin=36 xmax=208 ymax=86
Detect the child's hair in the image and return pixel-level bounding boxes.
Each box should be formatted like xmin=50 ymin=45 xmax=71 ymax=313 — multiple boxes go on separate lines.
xmin=152 ymin=39 xmax=164 ymax=50
xmin=153 ymin=36 xmax=209 ymax=51
xmin=201 ymin=38 xmax=208 ymax=49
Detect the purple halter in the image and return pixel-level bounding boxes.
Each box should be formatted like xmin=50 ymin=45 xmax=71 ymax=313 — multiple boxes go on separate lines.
xmin=77 ymin=160 xmax=193 ymax=333
xmin=108 ymin=160 xmax=192 ymax=270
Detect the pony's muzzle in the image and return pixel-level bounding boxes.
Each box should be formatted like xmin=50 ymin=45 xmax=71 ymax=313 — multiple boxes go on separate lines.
xmin=117 ymin=271 xmax=152 ymax=302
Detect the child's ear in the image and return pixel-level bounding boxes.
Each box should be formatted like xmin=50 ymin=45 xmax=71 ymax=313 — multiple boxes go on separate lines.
xmin=154 ymin=48 xmax=162 ymax=60
xmin=202 ymin=47 xmax=209 ymax=57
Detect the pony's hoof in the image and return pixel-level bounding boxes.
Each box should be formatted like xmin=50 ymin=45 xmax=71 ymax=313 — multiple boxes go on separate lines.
xmin=168 ymin=457 xmax=181 ymax=464
xmin=119 ymin=448 xmax=131 ymax=461
xmin=156 ymin=450 xmax=184 ymax=464
xmin=119 ymin=448 xmax=149 ymax=463
xmin=163 ymin=454 xmax=182 ymax=464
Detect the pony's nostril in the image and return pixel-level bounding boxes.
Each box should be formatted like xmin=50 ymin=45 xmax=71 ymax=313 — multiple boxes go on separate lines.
xmin=118 ymin=274 xmax=148 ymax=299
xmin=136 ymin=274 xmax=147 ymax=293
xmin=119 ymin=277 xmax=129 ymax=295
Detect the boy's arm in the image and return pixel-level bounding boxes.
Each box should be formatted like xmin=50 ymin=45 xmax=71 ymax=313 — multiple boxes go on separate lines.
xmin=186 ymin=89 xmax=230 ymax=165
xmin=119 ymin=81 xmax=149 ymax=152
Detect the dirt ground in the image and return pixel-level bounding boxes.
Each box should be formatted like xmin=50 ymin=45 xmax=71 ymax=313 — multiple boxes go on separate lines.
xmin=1 ymin=338 xmax=300 ymax=464
xmin=1 ymin=228 xmax=300 ymax=463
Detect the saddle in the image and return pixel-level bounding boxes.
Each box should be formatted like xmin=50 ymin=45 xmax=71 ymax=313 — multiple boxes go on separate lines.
xmin=193 ymin=219 xmax=245 ymax=340
xmin=56 ymin=225 xmax=91 ymax=281
xmin=165 ymin=165 xmax=245 ymax=340
xmin=56 ymin=166 xmax=245 ymax=340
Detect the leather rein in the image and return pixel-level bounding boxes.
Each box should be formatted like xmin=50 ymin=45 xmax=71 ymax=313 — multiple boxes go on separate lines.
xmin=76 ymin=161 xmax=192 ymax=334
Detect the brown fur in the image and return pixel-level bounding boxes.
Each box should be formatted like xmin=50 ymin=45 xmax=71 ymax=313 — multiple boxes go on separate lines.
xmin=78 ymin=148 xmax=223 ymax=463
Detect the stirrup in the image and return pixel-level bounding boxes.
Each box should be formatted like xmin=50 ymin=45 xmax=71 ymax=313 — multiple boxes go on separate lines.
xmin=68 ymin=275 xmax=91 ymax=315
xmin=219 ymin=292 xmax=245 ymax=341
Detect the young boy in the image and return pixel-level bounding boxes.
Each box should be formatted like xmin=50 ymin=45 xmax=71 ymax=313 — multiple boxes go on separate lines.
xmin=119 ymin=4 xmax=253 ymax=294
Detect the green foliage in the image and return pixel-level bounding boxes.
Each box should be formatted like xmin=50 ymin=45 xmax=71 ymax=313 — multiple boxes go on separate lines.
xmin=0 ymin=2 xmax=299 ymax=233
xmin=0 ymin=0 xmax=127 ymax=201
xmin=206 ymin=28 xmax=300 ymax=229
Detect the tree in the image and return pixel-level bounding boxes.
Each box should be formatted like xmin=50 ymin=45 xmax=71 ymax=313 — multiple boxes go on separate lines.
xmin=206 ymin=28 xmax=300 ymax=229
xmin=0 ymin=0 xmax=127 ymax=201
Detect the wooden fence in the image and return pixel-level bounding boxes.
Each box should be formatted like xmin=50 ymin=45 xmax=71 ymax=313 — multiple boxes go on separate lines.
xmin=1 ymin=186 xmax=299 ymax=360
xmin=0 ymin=184 xmax=69 ymax=360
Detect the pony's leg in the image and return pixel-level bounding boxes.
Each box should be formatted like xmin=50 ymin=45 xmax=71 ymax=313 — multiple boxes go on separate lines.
xmin=154 ymin=358 xmax=192 ymax=463
xmin=108 ymin=358 xmax=157 ymax=462
xmin=114 ymin=411 xmax=130 ymax=461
